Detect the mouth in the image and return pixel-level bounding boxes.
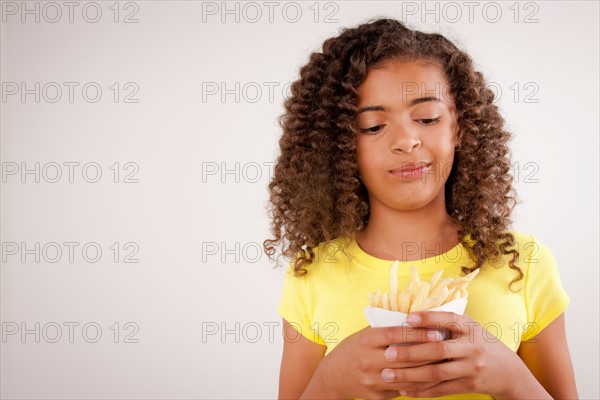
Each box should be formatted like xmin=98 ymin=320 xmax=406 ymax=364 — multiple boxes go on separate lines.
xmin=389 ymin=161 xmax=432 ymax=174
xmin=389 ymin=162 xmax=433 ymax=181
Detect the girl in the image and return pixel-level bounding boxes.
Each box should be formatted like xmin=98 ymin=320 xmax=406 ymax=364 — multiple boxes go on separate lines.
xmin=263 ymin=18 xmax=578 ymax=400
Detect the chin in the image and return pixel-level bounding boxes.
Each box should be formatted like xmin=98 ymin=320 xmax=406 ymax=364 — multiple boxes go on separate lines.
xmin=390 ymin=199 xmax=430 ymax=210
xmin=390 ymin=190 xmax=443 ymax=209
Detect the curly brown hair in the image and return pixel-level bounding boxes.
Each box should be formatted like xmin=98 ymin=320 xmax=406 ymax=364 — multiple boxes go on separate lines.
xmin=263 ymin=18 xmax=523 ymax=292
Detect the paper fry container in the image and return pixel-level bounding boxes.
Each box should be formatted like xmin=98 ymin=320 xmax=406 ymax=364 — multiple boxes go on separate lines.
xmin=363 ymin=298 xmax=467 ymax=343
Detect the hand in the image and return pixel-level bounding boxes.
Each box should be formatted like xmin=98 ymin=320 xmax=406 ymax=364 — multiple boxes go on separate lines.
xmin=380 ymin=311 xmax=530 ymax=399
xmin=305 ymin=324 xmax=445 ymax=400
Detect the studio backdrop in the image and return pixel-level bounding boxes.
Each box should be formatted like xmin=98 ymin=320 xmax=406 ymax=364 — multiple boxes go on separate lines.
xmin=1 ymin=1 xmax=598 ymax=398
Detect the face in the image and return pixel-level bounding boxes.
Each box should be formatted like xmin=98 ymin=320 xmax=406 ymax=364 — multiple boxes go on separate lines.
xmin=355 ymin=59 xmax=459 ymax=211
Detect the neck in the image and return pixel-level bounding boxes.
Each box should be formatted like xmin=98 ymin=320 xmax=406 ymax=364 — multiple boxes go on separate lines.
xmin=357 ymin=192 xmax=461 ymax=262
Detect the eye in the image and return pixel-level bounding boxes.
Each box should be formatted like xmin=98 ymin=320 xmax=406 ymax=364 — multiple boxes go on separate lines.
xmin=417 ymin=117 xmax=441 ymax=126
xmin=360 ymin=125 xmax=385 ymax=134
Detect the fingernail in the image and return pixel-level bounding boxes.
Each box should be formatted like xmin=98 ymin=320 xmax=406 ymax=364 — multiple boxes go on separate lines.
xmin=406 ymin=313 xmax=421 ymax=323
xmin=399 ymin=391 xmax=408 ymax=396
xmin=381 ymin=369 xmax=395 ymax=382
xmin=427 ymin=330 xmax=440 ymax=341
xmin=384 ymin=347 xmax=397 ymax=361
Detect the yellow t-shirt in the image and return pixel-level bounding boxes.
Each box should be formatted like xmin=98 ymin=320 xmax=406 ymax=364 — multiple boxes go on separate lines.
xmin=277 ymin=231 xmax=570 ymax=400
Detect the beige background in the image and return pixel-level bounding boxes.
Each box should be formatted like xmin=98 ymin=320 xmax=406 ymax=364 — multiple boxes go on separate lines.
xmin=1 ymin=1 xmax=598 ymax=398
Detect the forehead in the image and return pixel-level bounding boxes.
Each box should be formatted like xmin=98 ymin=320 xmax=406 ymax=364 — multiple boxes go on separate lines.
xmin=357 ymin=59 xmax=453 ymax=104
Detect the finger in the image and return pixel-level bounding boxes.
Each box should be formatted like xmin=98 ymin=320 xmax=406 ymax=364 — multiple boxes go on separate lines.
xmin=381 ymin=359 xmax=470 ymax=384
xmin=405 ymin=311 xmax=478 ymax=336
xmin=387 ymin=359 xmax=437 ymax=368
xmin=380 ymin=380 xmax=442 ymax=394
xmin=384 ymin=339 xmax=469 ymax=363
xmin=364 ymin=325 xmax=445 ymax=348
xmin=403 ymin=378 xmax=470 ymax=398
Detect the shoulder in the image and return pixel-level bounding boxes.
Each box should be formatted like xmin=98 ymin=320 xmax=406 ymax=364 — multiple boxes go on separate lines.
xmin=478 ymin=230 xmax=556 ymax=288
xmin=503 ymin=229 xmax=535 ymax=249
xmin=280 ymin=236 xmax=355 ymax=288
xmin=293 ymin=236 xmax=355 ymax=276
xmin=493 ymin=230 xmax=552 ymax=264
xmin=502 ymin=230 xmax=556 ymax=266
xmin=505 ymin=231 xmax=569 ymax=302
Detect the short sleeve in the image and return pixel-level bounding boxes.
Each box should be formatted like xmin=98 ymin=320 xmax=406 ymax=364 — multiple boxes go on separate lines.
xmin=522 ymin=235 xmax=570 ymax=341
xmin=277 ymin=264 xmax=326 ymax=346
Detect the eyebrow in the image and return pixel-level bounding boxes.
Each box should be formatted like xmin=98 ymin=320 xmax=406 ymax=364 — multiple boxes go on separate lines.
xmin=357 ymin=96 xmax=441 ymax=114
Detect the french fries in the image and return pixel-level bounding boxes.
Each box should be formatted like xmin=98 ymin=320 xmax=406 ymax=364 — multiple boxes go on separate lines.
xmin=367 ymin=261 xmax=479 ymax=313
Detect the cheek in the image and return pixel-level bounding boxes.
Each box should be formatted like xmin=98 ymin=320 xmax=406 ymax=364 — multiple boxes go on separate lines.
xmin=356 ymin=143 xmax=384 ymax=181
xmin=438 ymin=140 xmax=456 ymax=155
xmin=355 ymin=140 xmax=370 ymax=168
xmin=430 ymin=125 xmax=457 ymax=152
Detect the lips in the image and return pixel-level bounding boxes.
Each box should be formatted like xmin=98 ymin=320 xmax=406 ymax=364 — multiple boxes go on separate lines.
xmin=390 ymin=162 xmax=432 ymax=174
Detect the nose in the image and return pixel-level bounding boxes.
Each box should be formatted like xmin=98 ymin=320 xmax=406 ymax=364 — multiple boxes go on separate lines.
xmin=390 ymin=122 xmax=421 ymax=153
